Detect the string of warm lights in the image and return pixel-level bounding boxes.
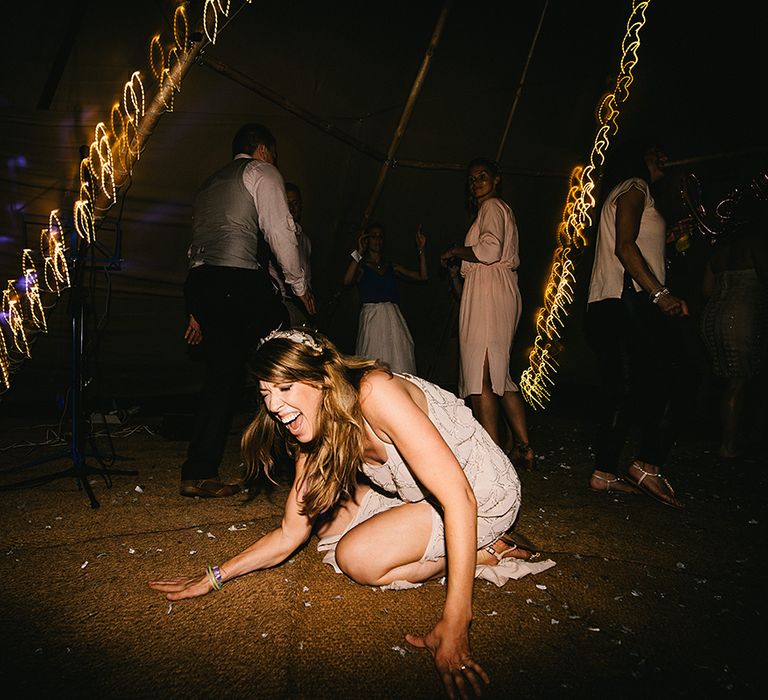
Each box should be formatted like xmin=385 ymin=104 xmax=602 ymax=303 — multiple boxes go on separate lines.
xmin=0 ymin=1 xmax=248 ymax=393
xmin=520 ymin=0 xmax=651 ymax=409
xmin=21 ymin=251 xmax=47 ymax=333
xmin=41 ymin=212 xmax=71 ymax=295
xmin=1 ymin=281 xmax=29 ymax=360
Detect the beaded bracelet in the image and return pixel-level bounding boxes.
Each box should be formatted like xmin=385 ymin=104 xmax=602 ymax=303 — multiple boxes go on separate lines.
xmin=206 ymin=564 xmax=223 ymax=591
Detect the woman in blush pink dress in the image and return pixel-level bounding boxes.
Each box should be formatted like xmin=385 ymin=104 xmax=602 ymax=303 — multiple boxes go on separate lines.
xmin=440 ymin=157 xmax=534 ymax=470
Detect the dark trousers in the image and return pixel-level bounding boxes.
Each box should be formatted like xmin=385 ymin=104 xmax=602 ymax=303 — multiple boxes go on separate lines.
xmin=181 ymin=265 xmax=288 ymax=481
xmin=584 ymin=289 xmax=688 ymax=471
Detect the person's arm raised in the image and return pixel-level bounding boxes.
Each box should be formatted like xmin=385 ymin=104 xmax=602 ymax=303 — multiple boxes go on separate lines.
xmin=342 ymin=229 xmax=367 ymax=287
xmin=395 ymin=225 xmax=428 ymax=281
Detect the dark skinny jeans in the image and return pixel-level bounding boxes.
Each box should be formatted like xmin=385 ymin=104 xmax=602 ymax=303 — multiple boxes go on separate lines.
xmin=584 ymin=289 xmax=688 ymax=472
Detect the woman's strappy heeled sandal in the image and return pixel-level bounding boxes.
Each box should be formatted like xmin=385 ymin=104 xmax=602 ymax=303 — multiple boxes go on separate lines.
xmin=484 ymin=530 xmax=541 ymax=562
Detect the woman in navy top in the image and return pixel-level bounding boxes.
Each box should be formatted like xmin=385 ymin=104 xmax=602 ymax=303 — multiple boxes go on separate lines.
xmin=343 ymin=222 xmax=427 ymax=373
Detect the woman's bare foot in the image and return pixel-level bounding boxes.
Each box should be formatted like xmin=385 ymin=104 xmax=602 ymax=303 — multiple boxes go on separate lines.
xmin=589 ymin=470 xmax=642 ymax=494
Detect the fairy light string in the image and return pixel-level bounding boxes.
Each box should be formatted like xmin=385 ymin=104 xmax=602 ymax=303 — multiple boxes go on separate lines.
xmin=21 ymin=251 xmax=47 ymax=333
xmin=520 ymin=0 xmax=651 ymax=409
xmin=0 ymin=1 xmax=250 ymax=393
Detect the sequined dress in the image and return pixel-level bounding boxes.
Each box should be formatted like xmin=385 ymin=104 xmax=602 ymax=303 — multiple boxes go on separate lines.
xmin=318 ymin=374 xmax=521 ymax=564
xmin=700 ymin=268 xmax=768 ymax=377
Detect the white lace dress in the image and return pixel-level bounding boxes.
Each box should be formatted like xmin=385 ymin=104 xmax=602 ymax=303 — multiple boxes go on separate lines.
xmin=317 ymin=375 xmax=556 ymax=587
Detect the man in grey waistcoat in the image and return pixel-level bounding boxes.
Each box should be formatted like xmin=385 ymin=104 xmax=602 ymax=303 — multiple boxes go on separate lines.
xmin=180 ymin=123 xmax=315 ymax=498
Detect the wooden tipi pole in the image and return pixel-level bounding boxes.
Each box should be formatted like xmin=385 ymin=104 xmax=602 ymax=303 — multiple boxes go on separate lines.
xmin=199 ymin=53 xmax=387 ymax=163
xmin=495 ymin=0 xmax=549 ymax=164
xmin=359 ymin=0 xmax=452 ymax=231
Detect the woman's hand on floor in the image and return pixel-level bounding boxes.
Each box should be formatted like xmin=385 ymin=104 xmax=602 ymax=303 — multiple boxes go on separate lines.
xmin=406 ymin=619 xmax=490 ymax=699
xmin=148 ymin=574 xmax=213 ymax=600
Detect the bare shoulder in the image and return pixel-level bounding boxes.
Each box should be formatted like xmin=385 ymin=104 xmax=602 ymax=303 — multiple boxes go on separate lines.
xmin=359 ymin=370 xmax=402 ymax=405
xmin=360 ymin=371 xmax=427 ymax=423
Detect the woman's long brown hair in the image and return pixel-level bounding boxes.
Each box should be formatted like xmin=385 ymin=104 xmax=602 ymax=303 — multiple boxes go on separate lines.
xmin=242 ymin=328 xmax=390 ymax=519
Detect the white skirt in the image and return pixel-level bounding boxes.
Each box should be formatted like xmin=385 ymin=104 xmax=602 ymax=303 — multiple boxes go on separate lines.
xmin=356 ymin=302 xmax=416 ymax=374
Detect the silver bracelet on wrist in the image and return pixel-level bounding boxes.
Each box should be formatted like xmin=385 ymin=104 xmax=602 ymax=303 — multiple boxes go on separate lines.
xmin=350 ymin=250 xmax=362 ymax=263
xmin=650 ymin=286 xmax=670 ymax=304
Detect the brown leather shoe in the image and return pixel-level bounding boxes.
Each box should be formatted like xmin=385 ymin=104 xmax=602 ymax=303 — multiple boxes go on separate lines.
xmin=179 ymin=479 xmax=241 ymax=498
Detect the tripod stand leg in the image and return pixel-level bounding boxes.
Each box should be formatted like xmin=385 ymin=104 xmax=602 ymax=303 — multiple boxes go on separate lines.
xmin=74 ymin=442 xmax=139 ymax=507
xmin=75 ymin=452 xmax=100 ymax=509
xmin=0 ymin=449 xmax=139 ymax=509
xmin=0 ymin=239 xmax=139 ymax=508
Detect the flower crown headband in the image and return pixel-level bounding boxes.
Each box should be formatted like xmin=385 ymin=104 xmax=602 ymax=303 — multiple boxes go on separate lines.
xmin=258 ymin=327 xmax=324 ymax=353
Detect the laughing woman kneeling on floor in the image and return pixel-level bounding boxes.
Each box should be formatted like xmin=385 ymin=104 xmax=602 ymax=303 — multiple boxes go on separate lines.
xmin=149 ymin=327 xmax=554 ymax=699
